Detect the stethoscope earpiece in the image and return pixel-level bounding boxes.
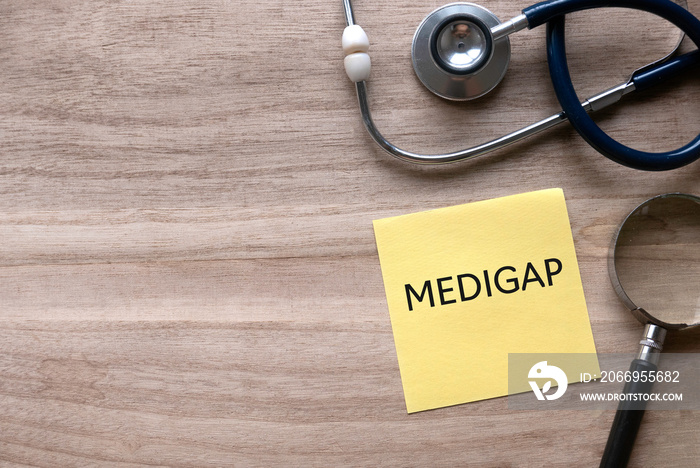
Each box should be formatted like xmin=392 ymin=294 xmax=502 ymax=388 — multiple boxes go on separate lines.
xmin=412 ymin=3 xmax=510 ymax=100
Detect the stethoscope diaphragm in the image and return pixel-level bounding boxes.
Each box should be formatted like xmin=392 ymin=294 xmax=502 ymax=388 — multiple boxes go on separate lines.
xmin=411 ymin=3 xmax=510 ymax=100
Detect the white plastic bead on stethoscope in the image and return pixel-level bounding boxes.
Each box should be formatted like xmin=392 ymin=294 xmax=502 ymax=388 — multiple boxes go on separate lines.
xmin=342 ymin=25 xmax=371 ymax=82
xmin=342 ymin=25 xmax=369 ymax=54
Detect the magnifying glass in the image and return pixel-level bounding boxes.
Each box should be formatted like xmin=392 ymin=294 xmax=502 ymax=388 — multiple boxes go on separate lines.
xmin=602 ymin=193 xmax=700 ymax=467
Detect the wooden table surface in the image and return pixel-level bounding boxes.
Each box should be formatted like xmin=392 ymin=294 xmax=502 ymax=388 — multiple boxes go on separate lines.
xmin=1 ymin=0 xmax=699 ymax=466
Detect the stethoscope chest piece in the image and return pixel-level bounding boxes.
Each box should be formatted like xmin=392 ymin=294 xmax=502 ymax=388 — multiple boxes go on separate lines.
xmin=412 ymin=2 xmax=510 ymax=100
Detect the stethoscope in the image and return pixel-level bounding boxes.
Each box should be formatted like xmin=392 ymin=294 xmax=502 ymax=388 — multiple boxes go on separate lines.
xmin=341 ymin=0 xmax=700 ymax=170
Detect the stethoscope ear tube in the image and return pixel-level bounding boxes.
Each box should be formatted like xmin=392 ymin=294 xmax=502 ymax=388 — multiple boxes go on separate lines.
xmin=630 ymin=49 xmax=700 ymax=93
xmin=539 ymin=0 xmax=700 ymax=171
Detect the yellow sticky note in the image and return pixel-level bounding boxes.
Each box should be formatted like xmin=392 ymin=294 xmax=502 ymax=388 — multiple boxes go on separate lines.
xmin=373 ymin=189 xmax=598 ymax=413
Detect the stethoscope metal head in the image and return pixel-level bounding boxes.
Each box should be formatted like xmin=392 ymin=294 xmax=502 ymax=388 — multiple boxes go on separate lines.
xmin=412 ymin=3 xmax=510 ymax=100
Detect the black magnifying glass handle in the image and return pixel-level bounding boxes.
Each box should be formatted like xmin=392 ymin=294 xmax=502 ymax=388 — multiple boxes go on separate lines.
xmin=599 ymin=324 xmax=666 ymax=468
xmin=599 ymin=359 xmax=656 ymax=467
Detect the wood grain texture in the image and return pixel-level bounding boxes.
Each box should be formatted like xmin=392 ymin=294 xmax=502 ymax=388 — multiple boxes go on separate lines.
xmin=1 ymin=0 xmax=699 ymax=466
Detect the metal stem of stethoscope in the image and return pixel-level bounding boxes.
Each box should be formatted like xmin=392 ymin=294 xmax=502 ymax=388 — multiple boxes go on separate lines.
xmin=356 ymin=80 xmax=636 ymax=164
xmin=343 ymin=0 xmax=636 ymax=164
xmin=342 ymin=0 xmax=698 ymax=167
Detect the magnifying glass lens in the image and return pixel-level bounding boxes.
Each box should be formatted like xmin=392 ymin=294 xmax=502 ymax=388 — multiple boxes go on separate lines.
xmin=613 ymin=195 xmax=700 ymax=326
xmin=435 ymin=20 xmax=489 ymax=72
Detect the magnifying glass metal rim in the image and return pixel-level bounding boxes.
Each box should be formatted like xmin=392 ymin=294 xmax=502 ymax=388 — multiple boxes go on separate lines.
xmin=609 ymin=192 xmax=700 ymax=331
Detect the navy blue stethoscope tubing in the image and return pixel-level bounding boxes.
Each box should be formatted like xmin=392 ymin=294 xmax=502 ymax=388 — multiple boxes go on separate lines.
xmin=527 ymin=0 xmax=700 ymax=171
